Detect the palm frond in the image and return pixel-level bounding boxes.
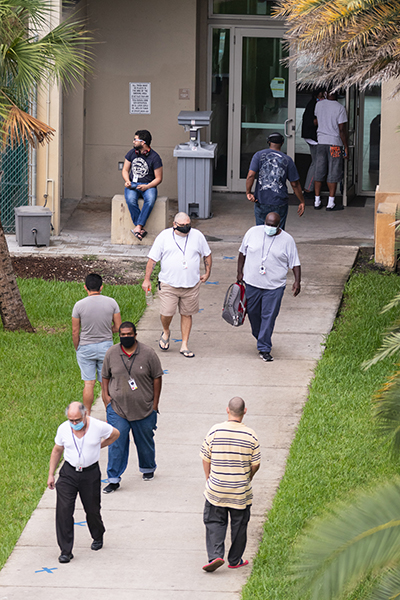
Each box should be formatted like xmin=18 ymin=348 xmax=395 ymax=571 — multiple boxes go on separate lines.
xmin=0 ymin=91 xmax=54 ymax=147
xmin=368 ymin=566 xmax=400 ymax=600
xmin=381 ymin=293 xmax=400 ymax=314
xmin=363 ymin=329 xmax=400 ymax=368
xmin=273 ymin=0 xmax=400 ymax=91
xmin=292 ymin=481 xmax=400 ymax=600
xmin=372 ymin=371 xmax=400 ymax=456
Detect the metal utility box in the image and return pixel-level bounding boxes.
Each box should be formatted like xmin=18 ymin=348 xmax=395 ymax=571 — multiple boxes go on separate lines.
xmin=14 ymin=206 xmax=52 ymax=247
xmin=173 ymin=111 xmax=217 ymax=219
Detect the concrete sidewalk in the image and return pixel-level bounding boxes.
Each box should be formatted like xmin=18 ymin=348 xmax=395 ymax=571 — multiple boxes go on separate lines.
xmin=0 ymin=236 xmax=359 ymax=599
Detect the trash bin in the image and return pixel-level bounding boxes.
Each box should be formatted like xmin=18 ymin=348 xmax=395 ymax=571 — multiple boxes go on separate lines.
xmin=173 ymin=111 xmax=217 ymax=219
xmin=14 ymin=206 xmax=52 ymax=247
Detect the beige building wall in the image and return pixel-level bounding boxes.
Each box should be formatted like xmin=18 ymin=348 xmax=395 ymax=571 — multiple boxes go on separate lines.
xmin=63 ymin=0 xmax=197 ymax=202
xmin=378 ymin=80 xmax=400 ymax=195
xmin=36 ymin=1 xmax=62 ymax=234
xmin=374 ymin=79 xmax=400 ymax=267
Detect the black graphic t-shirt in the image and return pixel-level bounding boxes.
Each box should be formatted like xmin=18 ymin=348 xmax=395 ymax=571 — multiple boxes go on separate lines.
xmin=124 ymin=148 xmax=163 ymax=184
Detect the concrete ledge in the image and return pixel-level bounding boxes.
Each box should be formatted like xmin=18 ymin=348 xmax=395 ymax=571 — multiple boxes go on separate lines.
xmin=374 ymin=190 xmax=398 ymax=269
xmin=111 ymin=194 xmax=168 ymax=245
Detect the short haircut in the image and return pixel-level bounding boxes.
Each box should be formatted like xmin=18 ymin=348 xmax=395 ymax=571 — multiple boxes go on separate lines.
xmin=65 ymin=402 xmax=87 ymax=417
xmin=267 ymin=132 xmax=285 ymax=145
xmin=85 ymin=273 xmax=102 ymax=291
xmin=119 ymin=321 xmax=137 ymax=334
xmin=135 ymin=129 xmax=152 ymax=146
xmin=174 ymin=211 xmax=190 ymax=223
xmin=228 ymin=396 xmax=245 ymax=416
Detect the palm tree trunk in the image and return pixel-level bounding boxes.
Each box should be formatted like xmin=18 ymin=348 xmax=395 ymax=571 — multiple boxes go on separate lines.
xmin=0 ymin=216 xmax=34 ymax=332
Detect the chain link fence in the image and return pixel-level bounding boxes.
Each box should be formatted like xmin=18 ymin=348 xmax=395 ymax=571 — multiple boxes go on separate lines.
xmin=0 ymin=142 xmax=31 ymax=233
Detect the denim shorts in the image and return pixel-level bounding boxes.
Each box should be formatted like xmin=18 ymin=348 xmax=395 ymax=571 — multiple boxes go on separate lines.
xmin=315 ymin=144 xmax=344 ymax=183
xmin=76 ymin=340 xmax=113 ymax=381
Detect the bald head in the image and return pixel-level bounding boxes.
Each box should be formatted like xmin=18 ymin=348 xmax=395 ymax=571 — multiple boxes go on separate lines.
xmin=66 ymin=401 xmax=86 ymax=419
xmin=265 ymin=212 xmax=281 ymax=228
xmin=228 ymin=397 xmax=246 ymax=417
xmin=174 ymin=212 xmax=190 ymax=225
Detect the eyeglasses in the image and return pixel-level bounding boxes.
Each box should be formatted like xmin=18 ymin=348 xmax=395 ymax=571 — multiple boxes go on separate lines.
xmin=69 ymin=418 xmax=83 ymax=424
xmin=134 ymin=138 xmax=145 ymax=143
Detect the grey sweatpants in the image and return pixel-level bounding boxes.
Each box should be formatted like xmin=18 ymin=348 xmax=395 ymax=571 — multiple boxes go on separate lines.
xmin=203 ymin=500 xmax=251 ymax=566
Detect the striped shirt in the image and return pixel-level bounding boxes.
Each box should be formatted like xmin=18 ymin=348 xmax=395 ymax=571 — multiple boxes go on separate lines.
xmin=200 ymin=420 xmax=261 ymax=509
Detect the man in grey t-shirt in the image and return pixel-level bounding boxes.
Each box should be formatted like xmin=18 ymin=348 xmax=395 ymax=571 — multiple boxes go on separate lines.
xmin=314 ymin=91 xmax=348 ymax=211
xmin=72 ymin=273 xmax=121 ymax=413
xmin=237 ymin=212 xmax=301 ymax=362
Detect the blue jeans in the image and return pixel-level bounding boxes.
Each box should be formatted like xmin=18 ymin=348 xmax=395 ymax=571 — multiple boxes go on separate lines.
xmin=124 ymin=183 xmax=157 ymax=228
xmin=245 ymin=284 xmax=285 ymax=352
xmin=106 ymin=404 xmax=157 ymax=483
xmin=254 ymin=202 xmax=288 ymax=230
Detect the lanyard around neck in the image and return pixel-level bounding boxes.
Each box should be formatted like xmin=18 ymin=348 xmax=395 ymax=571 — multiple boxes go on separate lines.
xmin=173 ymin=230 xmax=189 ymax=256
xmin=120 ymin=351 xmax=137 ymax=377
xmin=261 ymin=233 xmax=277 ymax=265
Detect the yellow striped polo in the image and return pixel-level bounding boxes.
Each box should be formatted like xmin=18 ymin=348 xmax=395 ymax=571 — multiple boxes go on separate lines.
xmin=200 ymin=420 xmax=261 ymax=509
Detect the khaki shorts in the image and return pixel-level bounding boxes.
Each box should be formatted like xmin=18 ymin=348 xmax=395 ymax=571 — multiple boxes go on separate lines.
xmin=159 ymin=281 xmax=201 ymax=316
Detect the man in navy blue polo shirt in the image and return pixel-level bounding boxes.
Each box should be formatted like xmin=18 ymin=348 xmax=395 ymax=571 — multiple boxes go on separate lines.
xmin=122 ymin=130 xmax=163 ymax=241
xmin=246 ymin=132 xmax=305 ymax=230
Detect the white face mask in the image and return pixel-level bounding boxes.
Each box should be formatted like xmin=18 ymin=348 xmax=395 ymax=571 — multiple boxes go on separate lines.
xmin=264 ymin=225 xmax=278 ymax=236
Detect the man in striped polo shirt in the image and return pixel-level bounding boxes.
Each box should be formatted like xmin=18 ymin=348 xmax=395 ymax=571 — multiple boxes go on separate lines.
xmin=200 ymin=397 xmax=261 ymax=572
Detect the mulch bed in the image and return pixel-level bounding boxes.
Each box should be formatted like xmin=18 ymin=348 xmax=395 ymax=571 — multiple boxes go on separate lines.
xmin=11 ymin=255 xmax=145 ymax=285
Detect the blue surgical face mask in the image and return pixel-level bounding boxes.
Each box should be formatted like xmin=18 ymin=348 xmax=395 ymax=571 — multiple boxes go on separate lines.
xmin=264 ymin=225 xmax=278 ymax=236
xmin=70 ymin=420 xmax=85 ymax=431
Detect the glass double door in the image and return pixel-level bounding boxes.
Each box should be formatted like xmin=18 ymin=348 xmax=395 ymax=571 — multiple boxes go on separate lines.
xmin=210 ymin=26 xmax=296 ymax=191
xmin=210 ymin=26 xmax=381 ymax=197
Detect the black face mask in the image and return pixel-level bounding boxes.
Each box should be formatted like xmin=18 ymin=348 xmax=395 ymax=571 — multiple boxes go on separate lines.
xmin=120 ymin=336 xmax=136 ymax=348
xmin=174 ymin=224 xmax=191 ymax=234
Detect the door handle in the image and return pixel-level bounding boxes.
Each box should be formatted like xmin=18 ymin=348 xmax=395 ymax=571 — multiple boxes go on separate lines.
xmin=284 ymin=118 xmax=293 ymax=138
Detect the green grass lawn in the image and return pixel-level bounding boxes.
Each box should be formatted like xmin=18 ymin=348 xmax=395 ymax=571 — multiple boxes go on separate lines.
xmin=242 ymin=269 xmax=400 ymax=600
xmin=0 ymin=276 xmax=151 ymax=569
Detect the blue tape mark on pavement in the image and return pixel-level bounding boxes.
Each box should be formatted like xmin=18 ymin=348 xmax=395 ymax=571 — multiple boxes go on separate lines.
xmin=163 ymin=369 xmax=169 ymax=374
xmin=75 ymin=521 xmax=87 ymax=526
xmin=198 ymin=308 xmax=204 ymax=312
xmin=35 ymin=567 xmax=57 ymax=574
xmin=172 ymin=338 xmax=182 ymax=342
xmin=223 ymin=256 xmax=235 ymax=260
xmin=205 ymin=281 xmax=219 ymax=285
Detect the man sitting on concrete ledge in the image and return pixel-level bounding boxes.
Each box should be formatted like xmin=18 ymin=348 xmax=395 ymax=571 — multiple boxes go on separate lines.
xmin=122 ymin=129 xmax=163 ymax=242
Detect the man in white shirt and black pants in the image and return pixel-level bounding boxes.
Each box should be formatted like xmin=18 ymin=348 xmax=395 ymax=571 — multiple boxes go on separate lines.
xmin=47 ymin=401 xmax=119 ymax=563
xmin=237 ymin=212 xmax=301 ymax=362
xmin=142 ymin=212 xmax=212 ymax=358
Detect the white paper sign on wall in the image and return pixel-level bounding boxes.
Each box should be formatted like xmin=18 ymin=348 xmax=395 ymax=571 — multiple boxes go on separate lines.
xmin=129 ymin=83 xmax=151 ymax=114
xmin=270 ymin=77 xmax=285 ymax=99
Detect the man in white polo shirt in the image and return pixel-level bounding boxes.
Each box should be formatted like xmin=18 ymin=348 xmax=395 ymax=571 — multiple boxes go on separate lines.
xmin=47 ymin=401 xmax=120 ymax=563
xmin=142 ymin=212 xmax=212 ymax=358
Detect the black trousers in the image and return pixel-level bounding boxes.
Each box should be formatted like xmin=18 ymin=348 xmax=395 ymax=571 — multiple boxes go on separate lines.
xmin=55 ymin=461 xmax=105 ymax=554
xmin=203 ymin=500 xmax=251 ymax=566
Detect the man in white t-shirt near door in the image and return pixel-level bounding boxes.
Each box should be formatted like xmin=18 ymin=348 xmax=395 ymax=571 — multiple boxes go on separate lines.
xmin=142 ymin=212 xmax=212 ymax=358
xmin=314 ymin=90 xmax=348 ymax=211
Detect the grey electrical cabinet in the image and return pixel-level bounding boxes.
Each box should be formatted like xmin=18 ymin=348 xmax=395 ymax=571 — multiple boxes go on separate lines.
xmin=14 ymin=206 xmax=52 ymax=247
xmin=173 ymin=111 xmax=217 ymax=219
